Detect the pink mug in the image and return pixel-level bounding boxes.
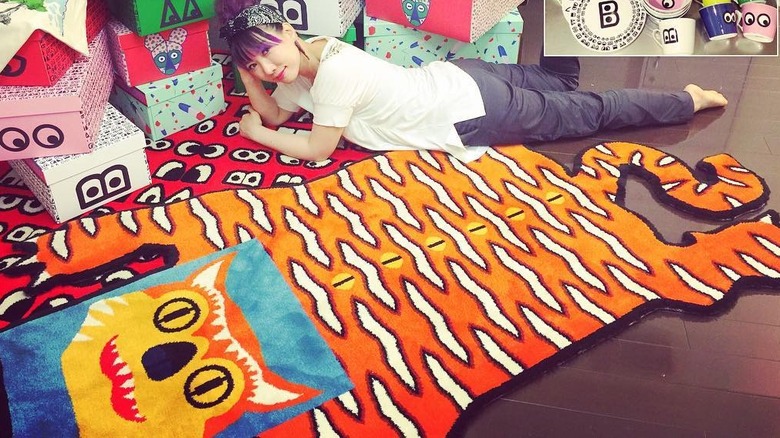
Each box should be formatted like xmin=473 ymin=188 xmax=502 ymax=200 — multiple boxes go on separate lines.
xmin=739 ymin=2 xmax=777 ymax=43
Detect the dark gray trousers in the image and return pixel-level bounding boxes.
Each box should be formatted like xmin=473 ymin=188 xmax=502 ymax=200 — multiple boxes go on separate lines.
xmin=452 ymin=56 xmax=695 ymax=146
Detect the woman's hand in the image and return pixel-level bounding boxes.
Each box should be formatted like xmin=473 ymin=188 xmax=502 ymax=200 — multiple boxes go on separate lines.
xmin=239 ymin=107 xmax=265 ymax=140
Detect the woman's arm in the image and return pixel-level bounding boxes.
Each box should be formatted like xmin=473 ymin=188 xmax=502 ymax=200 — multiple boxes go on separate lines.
xmin=239 ymin=68 xmax=294 ymax=127
xmin=239 ymin=107 xmax=344 ymax=161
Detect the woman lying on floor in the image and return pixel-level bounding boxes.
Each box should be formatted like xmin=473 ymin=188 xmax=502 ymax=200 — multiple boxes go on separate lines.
xmin=216 ymin=0 xmax=728 ymax=163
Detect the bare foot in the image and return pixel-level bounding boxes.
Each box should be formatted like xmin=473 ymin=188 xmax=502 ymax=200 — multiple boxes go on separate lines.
xmin=684 ymin=84 xmax=728 ymax=112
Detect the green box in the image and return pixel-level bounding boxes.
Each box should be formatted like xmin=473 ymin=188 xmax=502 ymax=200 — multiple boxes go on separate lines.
xmin=231 ymin=25 xmax=357 ymax=94
xmin=108 ymin=0 xmax=216 ymax=37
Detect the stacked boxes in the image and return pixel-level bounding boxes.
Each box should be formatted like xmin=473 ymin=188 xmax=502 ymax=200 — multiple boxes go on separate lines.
xmin=0 ymin=0 xmax=110 ymax=87
xmin=0 ymin=31 xmax=114 ymax=160
xmin=106 ymin=0 xmax=225 ymax=141
xmin=363 ymin=10 xmax=524 ymax=68
xmin=110 ymin=61 xmax=225 ymax=141
xmin=10 ymin=105 xmax=150 ymax=223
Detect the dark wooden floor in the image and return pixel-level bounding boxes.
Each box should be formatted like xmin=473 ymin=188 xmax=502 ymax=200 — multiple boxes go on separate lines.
xmin=461 ymin=1 xmax=780 ymax=437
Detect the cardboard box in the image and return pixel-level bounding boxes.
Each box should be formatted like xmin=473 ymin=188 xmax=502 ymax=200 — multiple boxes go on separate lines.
xmin=107 ymin=18 xmax=213 ymax=87
xmin=0 ymin=30 xmax=114 ymax=161
xmin=0 ymin=0 xmax=110 ymax=87
xmin=260 ymin=0 xmax=362 ymax=37
xmin=109 ymin=61 xmax=226 ymax=140
xmin=107 ymin=0 xmax=215 ymax=37
xmin=366 ymin=0 xmax=522 ymax=43
xmin=363 ymin=10 xmax=523 ymax=68
xmin=9 ymin=104 xmax=151 ymax=224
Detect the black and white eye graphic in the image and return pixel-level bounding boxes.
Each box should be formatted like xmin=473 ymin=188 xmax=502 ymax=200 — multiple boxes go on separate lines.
xmin=0 ymin=127 xmax=29 ymax=152
xmin=154 ymin=297 xmax=202 ymax=333
xmin=280 ymin=0 xmax=307 ymax=29
xmin=758 ymin=13 xmax=771 ymax=27
xmin=662 ymin=0 xmax=674 ymax=8
xmin=1 ymin=55 xmax=26 ymax=77
xmin=232 ymin=148 xmax=271 ymax=164
xmin=195 ymin=119 xmax=216 ymax=134
xmin=723 ymin=11 xmax=737 ymax=23
xmin=224 ymin=121 xmax=241 ymax=137
xmin=33 ymin=124 xmax=64 ymax=149
xmin=224 ymin=170 xmax=263 ymax=187
xmin=184 ymin=365 xmax=235 ymax=409
xmin=76 ymin=164 xmax=131 ymax=209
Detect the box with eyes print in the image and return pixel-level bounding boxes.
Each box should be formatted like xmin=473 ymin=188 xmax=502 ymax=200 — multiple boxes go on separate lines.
xmin=106 ymin=18 xmax=213 ymax=88
xmin=109 ymin=60 xmax=225 ymax=141
xmin=9 ymin=104 xmax=151 ymax=224
xmin=0 ymin=30 xmax=113 ymax=161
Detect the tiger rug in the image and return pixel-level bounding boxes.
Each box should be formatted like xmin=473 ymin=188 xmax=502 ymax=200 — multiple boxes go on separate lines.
xmin=1 ymin=141 xmax=779 ymax=437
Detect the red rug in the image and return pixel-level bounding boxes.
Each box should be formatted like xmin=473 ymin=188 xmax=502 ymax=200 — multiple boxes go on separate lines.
xmin=1 ymin=54 xmax=780 ymax=437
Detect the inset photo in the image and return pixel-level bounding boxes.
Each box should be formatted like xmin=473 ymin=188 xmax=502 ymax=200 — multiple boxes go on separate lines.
xmin=545 ymin=0 xmax=778 ymax=55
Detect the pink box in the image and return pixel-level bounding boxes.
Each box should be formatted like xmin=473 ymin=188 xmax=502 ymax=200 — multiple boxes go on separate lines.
xmin=106 ymin=18 xmax=213 ymax=87
xmin=365 ymin=0 xmax=523 ymax=42
xmin=0 ymin=30 xmax=114 ymax=161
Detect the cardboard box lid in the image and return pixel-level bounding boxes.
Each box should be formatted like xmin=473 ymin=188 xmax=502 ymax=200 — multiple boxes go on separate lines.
xmin=107 ymin=18 xmax=209 ymax=51
xmin=364 ymin=10 xmax=523 ymax=39
xmin=22 ymin=104 xmax=146 ymax=185
xmin=119 ymin=60 xmax=223 ymax=106
xmin=0 ymin=31 xmax=108 ymax=118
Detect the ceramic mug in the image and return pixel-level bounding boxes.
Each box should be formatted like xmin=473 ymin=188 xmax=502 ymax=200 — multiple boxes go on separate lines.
xmin=734 ymin=0 xmax=766 ymax=6
xmin=699 ymin=2 xmax=740 ymax=39
xmin=652 ymin=17 xmax=697 ymax=54
xmin=739 ymin=2 xmax=777 ymax=42
xmin=644 ymin=0 xmax=690 ymax=14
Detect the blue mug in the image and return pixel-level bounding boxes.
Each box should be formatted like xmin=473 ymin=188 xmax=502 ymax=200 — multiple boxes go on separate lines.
xmin=699 ymin=3 xmax=740 ymax=40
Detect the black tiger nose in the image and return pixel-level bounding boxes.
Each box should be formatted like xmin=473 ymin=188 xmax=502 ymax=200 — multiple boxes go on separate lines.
xmin=141 ymin=342 xmax=197 ymax=381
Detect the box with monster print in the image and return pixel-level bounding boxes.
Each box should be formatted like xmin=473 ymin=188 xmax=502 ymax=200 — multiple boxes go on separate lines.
xmin=365 ymin=0 xmax=523 ymax=43
xmin=107 ymin=0 xmax=216 ymax=37
xmin=9 ymin=104 xmax=151 ymax=224
xmin=259 ymin=0 xmax=363 ymax=37
xmin=363 ymin=9 xmax=523 ymax=68
xmin=0 ymin=0 xmax=110 ymax=87
xmin=107 ymin=18 xmax=213 ymax=88
xmin=0 ymin=30 xmax=113 ymax=161
xmin=109 ymin=61 xmax=225 ymax=141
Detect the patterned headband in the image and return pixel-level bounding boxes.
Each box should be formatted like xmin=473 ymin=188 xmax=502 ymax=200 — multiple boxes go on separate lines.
xmin=219 ymin=4 xmax=285 ymax=40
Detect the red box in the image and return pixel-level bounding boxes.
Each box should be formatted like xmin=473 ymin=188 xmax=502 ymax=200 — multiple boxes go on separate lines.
xmin=0 ymin=0 xmax=110 ymax=87
xmin=106 ymin=19 xmax=212 ymax=88
xmin=365 ymin=0 xmax=522 ymax=42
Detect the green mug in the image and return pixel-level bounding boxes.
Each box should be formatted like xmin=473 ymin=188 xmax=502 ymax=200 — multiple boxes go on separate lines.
xmin=701 ymin=0 xmax=730 ymax=6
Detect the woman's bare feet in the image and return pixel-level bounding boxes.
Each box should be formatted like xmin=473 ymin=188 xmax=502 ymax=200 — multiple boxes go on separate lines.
xmin=684 ymin=84 xmax=728 ymax=112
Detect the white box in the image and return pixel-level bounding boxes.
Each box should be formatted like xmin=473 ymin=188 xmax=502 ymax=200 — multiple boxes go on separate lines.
xmin=260 ymin=0 xmax=362 ymax=37
xmin=9 ymin=104 xmax=151 ymax=223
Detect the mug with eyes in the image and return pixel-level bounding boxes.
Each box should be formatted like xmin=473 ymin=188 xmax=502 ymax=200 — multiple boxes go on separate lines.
xmin=699 ymin=2 xmax=741 ymax=39
xmin=739 ymin=2 xmax=777 ymax=42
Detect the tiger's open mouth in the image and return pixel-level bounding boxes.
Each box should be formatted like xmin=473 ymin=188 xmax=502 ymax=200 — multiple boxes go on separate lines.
xmin=100 ymin=335 xmax=146 ymax=423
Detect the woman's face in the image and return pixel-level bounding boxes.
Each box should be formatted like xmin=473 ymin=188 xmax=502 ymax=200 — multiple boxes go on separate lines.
xmin=242 ymin=24 xmax=300 ymax=83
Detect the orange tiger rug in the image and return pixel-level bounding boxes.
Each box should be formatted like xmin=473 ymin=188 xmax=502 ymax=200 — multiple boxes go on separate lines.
xmin=1 ymin=141 xmax=779 ymax=437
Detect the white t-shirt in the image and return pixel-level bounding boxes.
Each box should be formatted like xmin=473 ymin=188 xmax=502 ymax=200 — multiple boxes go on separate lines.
xmin=272 ymin=37 xmax=488 ymax=162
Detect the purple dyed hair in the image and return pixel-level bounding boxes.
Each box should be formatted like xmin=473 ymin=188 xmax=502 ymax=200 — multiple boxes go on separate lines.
xmin=216 ymin=0 xmax=285 ymax=69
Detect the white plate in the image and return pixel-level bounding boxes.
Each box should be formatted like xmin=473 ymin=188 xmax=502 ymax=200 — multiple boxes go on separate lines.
xmin=567 ymin=0 xmax=647 ymax=52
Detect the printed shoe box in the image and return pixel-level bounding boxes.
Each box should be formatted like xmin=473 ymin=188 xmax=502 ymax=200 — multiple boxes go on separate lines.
xmin=365 ymin=0 xmax=522 ymax=43
xmin=107 ymin=18 xmax=213 ymax=88
xmin=109 ymin=60 xmax=225 ymax=141
xmin=363 ymin=9 xmax=523 ymax=68
xmin=9 ymin=104 xmax=151 ymax=224
xmin=0 ymin=30 xmax=114 ymax=161
xmin=107 ymin=0 xmax=215 ymax=36
xmin=0 ymin=0 xmax=110 ymax=87
xmin=260 ymin=0 xmax=363 ymax=37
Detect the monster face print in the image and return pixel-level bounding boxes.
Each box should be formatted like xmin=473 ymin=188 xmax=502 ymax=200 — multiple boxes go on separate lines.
xmin=144 ymin=27 xmax=188 ymax=75
xmin=402 ymin=0 xmax=430 ymax=26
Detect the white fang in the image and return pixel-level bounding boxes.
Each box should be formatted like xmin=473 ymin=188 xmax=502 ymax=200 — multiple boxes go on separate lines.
xmin=190 ymin=198 xmax=225 ymax=249
xmin=369 ymin=178 xmax=422 ymax=230
xmin=739 ymin=253 xmax=780 ymax=278
xmin=119 ymin=211 xmax=139 ymax=234
xmin=151 ymin=206 xmax=173 ymax=233
xmin=327 ymin=194 xmax=377 ymax=246
xmin=236 ymin=190 xmax=273 ymax=233
xmin=337 ymin=169 xmax=363 ymax=199
xmin=370 ymin=377 xmax=421 ymax=438
xmin=293 ymin=185 xmax=319 ymax=215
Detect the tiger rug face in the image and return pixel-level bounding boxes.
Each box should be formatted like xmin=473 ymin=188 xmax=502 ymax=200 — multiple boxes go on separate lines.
xmin=60 ymin=255 xmax=319 ymax=437
xmin=1 ymin=142 xmax=780 ymax=437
